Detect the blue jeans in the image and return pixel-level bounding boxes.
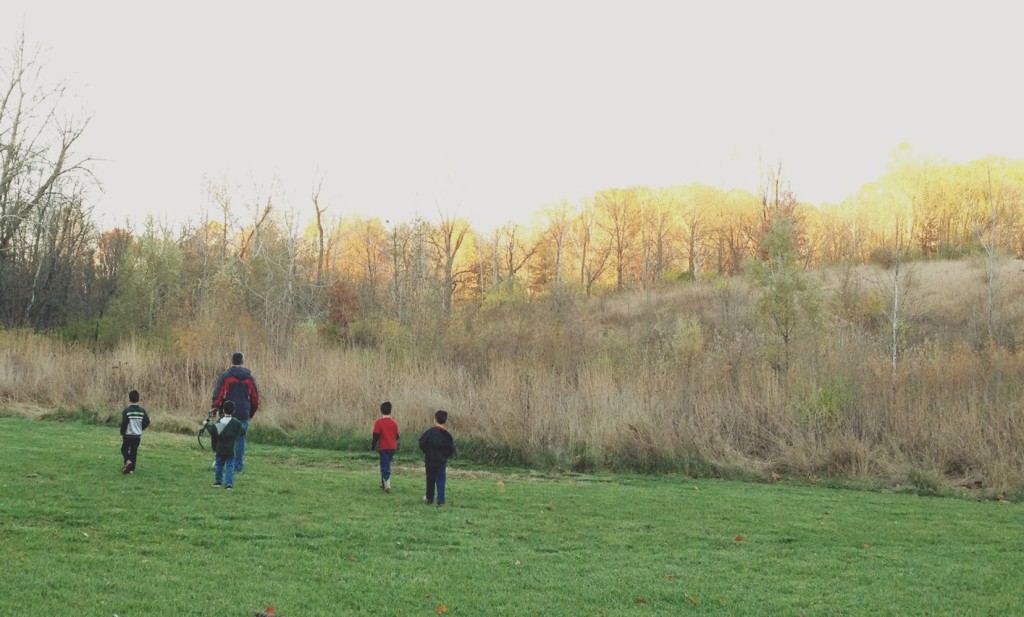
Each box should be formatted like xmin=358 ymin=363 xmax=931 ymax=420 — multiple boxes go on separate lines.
xmin=233 ymin=420 xmax=249 ymax=472
xmin=379 ymin=450 xmax=395 ymax=480
xmin=215 ymin=455 xmax=235 ymax=487
xmin=425 ymin=464 xmax=447 ymax=505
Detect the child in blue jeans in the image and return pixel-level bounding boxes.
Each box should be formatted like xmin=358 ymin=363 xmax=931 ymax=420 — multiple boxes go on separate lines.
xmin=203 ymin=401 xmax=247 ymax=490
xmin=418 ymin=409 xmax=455 ymax=506
xmin=371 ymin=401 xmax=400 ymax=493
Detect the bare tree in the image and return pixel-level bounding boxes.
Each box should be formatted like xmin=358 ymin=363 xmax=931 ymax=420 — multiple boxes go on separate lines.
xmin=0 ymin=33 xmax=95 ymax=327
xmin=494 ymin=222 xmax=540 ymax=295
xmin=238 ymin=197 xmax=272 ymax=261
xmin=427 ymin=212 xmax=471 ymax=313
xmin=974 ymin=166 xmax=1007 ymax=346
xmin=877 ymin=209 xmax=916 ymax=373
xmin=312 ymin=178 xmax=327 ymax=287
xmin=386 ymin=218 xmax=430 ymax=322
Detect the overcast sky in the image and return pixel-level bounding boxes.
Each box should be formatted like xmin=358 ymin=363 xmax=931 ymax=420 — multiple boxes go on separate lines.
xmin=6 ymin=0 xmax=1024 ymax=232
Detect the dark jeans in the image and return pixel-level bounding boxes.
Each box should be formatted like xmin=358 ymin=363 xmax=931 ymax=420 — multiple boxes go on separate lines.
xmin=233 ymin=420 xmax=249 ymax=472
xmin=121 ymin=435 xmax=141 ymax=465
xmin=425 ymin=464 xmax=447 ymax=505
xmin=215 ymin=454 xmax=235 ymax=487
xmin=379 ymin=449 xmax=395 ymax=480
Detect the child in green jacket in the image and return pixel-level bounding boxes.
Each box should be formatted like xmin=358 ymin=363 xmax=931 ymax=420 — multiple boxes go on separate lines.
xmin=119 ymin=389 xmax=151 ymax=474
xmin=203 ymin=400 xmax=247 ymax=490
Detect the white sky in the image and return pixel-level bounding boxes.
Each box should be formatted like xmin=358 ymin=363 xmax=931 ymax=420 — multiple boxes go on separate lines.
xmin=6 ymin=0 xmax=1024 ymax=232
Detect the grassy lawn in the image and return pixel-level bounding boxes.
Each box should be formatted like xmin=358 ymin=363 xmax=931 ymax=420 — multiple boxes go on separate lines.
xmin=0 ymin=416 xmax=1020 ymax=616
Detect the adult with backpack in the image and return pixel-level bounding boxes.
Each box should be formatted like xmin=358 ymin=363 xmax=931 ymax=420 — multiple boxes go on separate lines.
xmin=211 ymin=351 xmax=260 ymax=474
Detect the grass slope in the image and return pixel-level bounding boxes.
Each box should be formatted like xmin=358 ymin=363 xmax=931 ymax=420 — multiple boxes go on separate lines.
xmin=1 ymin=417 xmax=1020 ymax=616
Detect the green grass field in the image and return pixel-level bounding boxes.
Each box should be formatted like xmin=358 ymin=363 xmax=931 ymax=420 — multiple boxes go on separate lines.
xmin=1 ymin=416 xmax=1020 ymax=616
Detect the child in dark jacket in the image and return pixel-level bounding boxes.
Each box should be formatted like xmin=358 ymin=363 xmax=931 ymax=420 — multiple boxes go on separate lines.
xmin=119 ymin=389 xmax=151 ymax=474
xmin=203 ymin=400 xmax=247 ymax=490
xmin=418 ymin=409 xmax=456 ymax=506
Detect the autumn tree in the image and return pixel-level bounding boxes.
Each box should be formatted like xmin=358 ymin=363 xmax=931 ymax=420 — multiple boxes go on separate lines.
xmin=638 ymin=188 xmax=678 ymax=285
xmin=89 ymin=227 xmax=132 ymax=344
xmin=673 ymin=184 xmax=725 ymax=279
xmin=711 ymin=190 xmax=759 ymax=275
xmin=105 ymin=220 xmax=185 ymax=339
xmin=570 ymin=201 xmax=612 ymax=296
xmin=333 ymin=215 xmax=388 ymax=314
xmin=595 ymin=187 xmax=643 ymax=291
xmin=528 ymin=201 xmax=574 ymax=293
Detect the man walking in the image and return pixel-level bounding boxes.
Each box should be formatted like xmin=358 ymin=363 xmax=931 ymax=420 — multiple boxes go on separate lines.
xmin=211 ymin=351 xmax=260 ymax=474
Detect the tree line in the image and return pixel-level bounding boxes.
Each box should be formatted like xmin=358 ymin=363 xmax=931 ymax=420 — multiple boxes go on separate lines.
xmin=4 ymin=38 xmax=1023 ymax=348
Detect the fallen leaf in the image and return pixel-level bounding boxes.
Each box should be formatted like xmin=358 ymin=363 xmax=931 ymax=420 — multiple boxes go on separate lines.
xmin=664 ymin=574 xmax=675 ymax=581
xmin=634 ymin=597 xmax=646 ymax=605
xmin=83 ymin=532 xmax=90 ymax=538
xmin=860 ymin=543 xmax=870 ymax=549
xmin=735 ymin=534 xmax=745 ymax=542
xmin=436 ymin=604 xmax=448 ymax=614
xmin=687 ymin=595 xmax=699 ymax=604
xmin=264 ymin=607 xmax=277 ymax=616
xmin=347 ymin=554 xmax=358 ymax=562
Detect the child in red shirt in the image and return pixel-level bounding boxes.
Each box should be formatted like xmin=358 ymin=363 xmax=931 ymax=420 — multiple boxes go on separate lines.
xmin=370 ymin=401 xmax=400 ymax=493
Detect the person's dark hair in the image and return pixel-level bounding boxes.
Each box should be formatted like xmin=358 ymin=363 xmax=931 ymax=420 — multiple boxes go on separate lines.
xmin=221 ymin=400 xmax=235 ymax=415
xmin=128 ymin=390 xmax=140 ymax=403
xmin=231 ymin=352 xmax=244 ymax=366
xmin=434 ymin=409 xmax=448 ymax=425
xmin=380 ymin=401 xmax=392 ymax=415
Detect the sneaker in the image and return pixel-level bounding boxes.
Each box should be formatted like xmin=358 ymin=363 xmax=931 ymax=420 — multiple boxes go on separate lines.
xmin=424 ymin=496 xmax=433 ymax=505
xmin=212 ymin=483 xmax=223 ymax=488
xmin=384 ymin=479 xmax=392 ymax=493
xmin=225 ymin=485 xmax=233 ymax=491
xmin=122 ymin=462 xmax=131 ymax=474
xmin=437 ymin=503 xmax=445 ymax=508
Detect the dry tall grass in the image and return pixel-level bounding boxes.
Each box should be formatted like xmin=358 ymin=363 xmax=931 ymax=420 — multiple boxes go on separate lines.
xmin=2 ymin=258 xmax=1023 ymax=494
